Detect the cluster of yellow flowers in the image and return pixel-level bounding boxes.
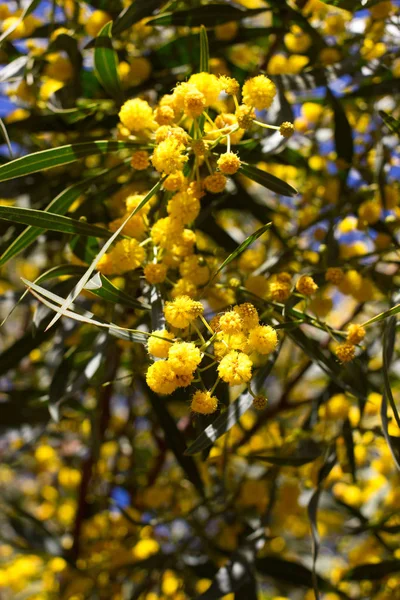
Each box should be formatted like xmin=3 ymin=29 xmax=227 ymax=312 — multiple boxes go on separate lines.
xmin=145 ymin=297 xmax=275 ymax=413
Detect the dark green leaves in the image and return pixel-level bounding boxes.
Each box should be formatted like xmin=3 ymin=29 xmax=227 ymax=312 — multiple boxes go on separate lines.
xmin=209 ymin=223 xmax=271 ymax=283
xmin=199 ymin=25 xmax=209 ymax=73
xmin=250 ymin=439 xmax=323 ymax=467
xmin=0 ymin=206 xmax=112 ymax=238
xmin=327 ymin=88 xmax=353 ymax=168
xmin=186 ymin=356 xmax=278 ymax=455
xmin=94 ymin=22 xmax=123 ymax=104
xmin=0 ymin=161 xmax=128 ymax=267
xmin=147 ymin=388 xmax=204 ymax=496
xmin=148 ymin=5 xmax=267 ymax=27
xmin=112 ymin=0 xmax=166 ymax=36
xmin=381 ymin=317 xmax=400 ymax=471
xmin=239 ymin=163 xmax=298 ymax=197
xmin=0 ymin=140 xmax=137 ymax=182
xmin=345 ymin=560 xmax=400 ymax=581
xmin=307 ymin=448 xmax=337 ymax=600
xmin=379 ymin=110 xmax=400 ymax=136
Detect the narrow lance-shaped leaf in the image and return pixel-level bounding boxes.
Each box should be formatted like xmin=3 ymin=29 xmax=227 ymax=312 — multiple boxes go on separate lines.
xmin=0 ymin=0 xmax=41 ymax=43
xmin=379 ymin=110 xmax=400 ymax=136
xmin=382 ymin=316 xmax=400 ymax=429
xmin=0 ymin=140 xmax=139 ymax=183
xmin=0 ymin=118 xmax=13 ymax=158
xmin=22 ymin=279 xmax=149 ymax=344
xmin=0 ymin=206 xmax=112 ymax=238
xmin=0 ymin=57 xmax=28 ymax=83
xmin=327 ymin=87 xmax=353 ymax=167
xmin=199 ymin=25 xmax=209 ymax=73
xmin=381 ymin=317 xmax=400 ymax=471
xmin=146 ymin=388 xmax=204 ymax=496
xmin=44 ymin=177 xmax=165 ymax=331
xmin=0 ymin=160 xmax=129 ymax=267
xmin=186 ymin=352 xmax=279 ymax=455
xmin=362 ymin=303 xmax=400 ymax=326
xmin=239 ymin=163 xmax=298 ymax=197
xmin=307 ymin=448 xmax=337 ymax=600
xmin=208 ymin=223 xmax=271 ymax=284
xmin=148 ymin=6 xmax=268 ymax=27
xmin=94 ymin=21 xmax=123 ymax=104
xmin=112 ymin=0 xmax=165 ymax=36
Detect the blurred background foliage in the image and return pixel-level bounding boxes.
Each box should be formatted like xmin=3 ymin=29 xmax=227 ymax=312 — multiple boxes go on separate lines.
xmin=1 ymin=1 xmax=400 ymax=599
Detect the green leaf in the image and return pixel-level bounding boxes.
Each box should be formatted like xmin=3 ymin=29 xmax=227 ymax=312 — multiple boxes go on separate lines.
xmin=112 ymin=0 xmax=165 ymax=36
xmin=239 ymin=163 xmax=298 ymax=197
xmin=85 ymin=272 xmax=151 ymax=310
xmin=344 ymin=560 xmax=400 ymax=581
xmin=0 ymin=0 xmax=41 ymax=43
xmin=255 ymin=556 xmax=340 ymax=593
xmin=0 ymin=206 xmax=112 ymax=238
xmin=209 ymin=223 xmax=271 ymax=283
xmin=0 ymin=169 xmax=110 ymax=267
xmin=199 ymin=25 xmax=209 ymax=73
xmin=22 ymin=279 xmax=149 ymax=344
xmin=342 ymin=418 xmax=357 ymax=483
xmin=379 ymin=110 xmax=400 ymax=136
xmin=0 ymin=118 xmax=13 ymax=158
xmin=307 ymin=448 xmax=337 ymax=600
xmin=0 ymin=57 xmax=28 ymax=83
xmin=362 ymin=303 xmax=400 ymax=326
xmin=381 ymin=317 xmax=400 ymax=471
xmin=148 ymin=5 xmax=267 ymax=27
xmin=185 ymin=354 xmax=278 ymax=456
xmin=0 ymin=140 xmax=138 ymax=183
xmin=44 ymin=177 xmax=165 ymax=331
xmin=146 ymin=388 xmax=204 ymax=495
xmin=94 ymin=21 xmax=123 ymax=104
xmin=250 ymin=440 xmax=322 ymax=467
xmin=327 ymin=88 xmax=353 ymax=167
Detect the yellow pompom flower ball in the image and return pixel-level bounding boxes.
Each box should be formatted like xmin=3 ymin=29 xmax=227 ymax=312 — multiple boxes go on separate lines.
xmin=334 ymin=343 xmax=356 ymax=363
xmin=218 ymin=351 xmax=253 ymax=385
xmin=204 ymin=173 xmax=227 ymax=194
xmin=97 ymin=239 xmax=145 ymax=275
xmin=167 ymin=192 xmax=200 ymax=225
xmin=85 ymin=10 xmax=111 ymax=37
xmin=151 ymin=138 xmax=188 ymax=174
xmin=248 ymin=325 xmax=278 ymax=355
xmin=347 ymin=324 xmax=366 ymax=345
xmin=325 ymin=267 xmax=344 ymax=285
xmin=242 ymin=75 xmax=277 ymax=110
xmin=146 ymin=361 xmax=178 ymax=395
xmin=191 ymin=390 xmax=218 ymax=414
xmin=188 ymin=72 xmax=222 ymax=106
xmin=144 ymin=263 xmax=168 ymax=284
xmin=131 ymin=150 xmax=150 ymax=170
xmin=184 ymin=88 xmax=206 ymax=118
xmin=119 ymin=98 xmax=154 ymax=133
xmin=253 ymin=395 xmax=268 ymax=410
xmin=164 ymin=295 xmax=203 ymax=329
xmin=217 ymin=152 xmax=241 ymax=175
xmin=168 ymin=342 xmax=202 ymax=375
xmin=148 ymin=330 xmax=174 ymax=359
xmin=219 ymin=311 xmax=243 ymax=335
xmin=296 ymin=275 xmax=318 ymax=296
xmin=234 ymin=303 xmax=259 ymax=330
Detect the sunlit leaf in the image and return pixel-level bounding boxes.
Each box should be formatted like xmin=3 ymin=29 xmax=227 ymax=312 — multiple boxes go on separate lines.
xmin=239 ymin=163 xmax=298 ymax=197
xmin=94 ymin=21 xmax=123 ymax=104
xmin=0 ymin=140 xmax=139 ymax=182
xmin=0 ymin=205 xmax=112 ymax=238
